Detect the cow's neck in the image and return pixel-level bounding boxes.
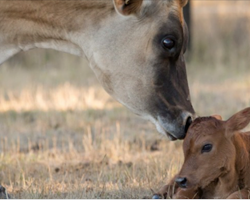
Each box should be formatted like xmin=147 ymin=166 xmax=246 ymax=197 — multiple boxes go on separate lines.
xmin=0 ymin=0 xmax=114 ymax=64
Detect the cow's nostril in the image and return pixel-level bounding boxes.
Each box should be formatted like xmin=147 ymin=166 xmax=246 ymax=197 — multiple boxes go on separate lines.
xmin=185 ymin=116 xmax=192 ymax=133
xmin=175 ymin=177 xmax=187 ymax=188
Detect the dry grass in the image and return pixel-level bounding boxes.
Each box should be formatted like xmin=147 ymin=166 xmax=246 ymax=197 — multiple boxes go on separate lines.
xmin=0 ymin=1 xmax=250 ymax=198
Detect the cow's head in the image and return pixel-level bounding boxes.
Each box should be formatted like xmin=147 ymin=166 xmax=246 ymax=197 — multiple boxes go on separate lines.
xmin=175 ymin=108 xmax=250 ymax=191
xmin=89 ymin=0 xmax=195 ymax=140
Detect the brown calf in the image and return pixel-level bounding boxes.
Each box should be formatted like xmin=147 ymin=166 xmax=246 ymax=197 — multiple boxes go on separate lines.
xmin=154 ymin=107 xmax=250 ymax=199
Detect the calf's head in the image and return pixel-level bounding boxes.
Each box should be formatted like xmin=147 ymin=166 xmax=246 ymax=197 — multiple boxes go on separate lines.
xmin=176 ymin=107 xmax=250 ymax=189
xmin=91 ymin=0 xmax=195 ymax=140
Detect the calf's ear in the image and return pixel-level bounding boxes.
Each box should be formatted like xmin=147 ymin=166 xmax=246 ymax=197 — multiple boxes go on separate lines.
xmin=212 ymin=115 xmax=222 ymax=121
xmin=226 ymin=107 xmax=250 ymax=137
xmin=113 ymin=0 xmax=143 ymax=16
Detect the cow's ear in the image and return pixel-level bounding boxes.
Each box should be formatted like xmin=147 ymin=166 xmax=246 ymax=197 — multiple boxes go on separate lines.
xmin=226 ymin=107 xmax=250 ymax=137
xmin=180 ymin=0 xmax=188 ymax=7
xmin=113 ymin=0 xmax=143 ymax=16
xmin=212 ymin=115 xmax=222 ymax=121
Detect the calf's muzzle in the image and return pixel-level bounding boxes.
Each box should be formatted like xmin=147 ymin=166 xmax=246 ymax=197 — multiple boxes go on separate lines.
xmin=175 ymin=177 xmax=187 ymax=188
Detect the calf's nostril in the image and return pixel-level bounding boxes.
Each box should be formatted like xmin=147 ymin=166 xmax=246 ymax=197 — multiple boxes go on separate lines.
xmin=185 ymin=116 xmax=192 ymax=133
xmin=175 ymin=177 xmax=187 ymax=188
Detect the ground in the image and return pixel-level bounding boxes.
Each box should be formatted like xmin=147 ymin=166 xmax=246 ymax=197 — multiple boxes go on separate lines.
xmin=0 ymin=1 xmax=250 ymax=199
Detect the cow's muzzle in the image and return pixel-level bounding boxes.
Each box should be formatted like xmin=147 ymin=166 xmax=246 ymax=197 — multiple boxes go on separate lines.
xmin=156 ymin=111 xmax=194 ymax=140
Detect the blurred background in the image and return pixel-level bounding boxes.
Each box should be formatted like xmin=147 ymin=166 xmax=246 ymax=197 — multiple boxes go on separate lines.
xmin=0 ymin=1 xmax=250 ymax=198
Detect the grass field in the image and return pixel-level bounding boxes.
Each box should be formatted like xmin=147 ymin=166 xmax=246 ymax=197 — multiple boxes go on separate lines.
xmin=0 ymin=1 xmax=250 ymax=198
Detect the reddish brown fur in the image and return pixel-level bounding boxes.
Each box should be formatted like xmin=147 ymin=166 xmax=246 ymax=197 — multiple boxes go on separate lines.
xmin=155 ymin=107 xmax=250 ymax=199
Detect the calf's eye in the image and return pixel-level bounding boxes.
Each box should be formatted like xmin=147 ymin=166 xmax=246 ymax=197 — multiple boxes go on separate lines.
xmin=201 ymin=144 xmax=213 ymax=153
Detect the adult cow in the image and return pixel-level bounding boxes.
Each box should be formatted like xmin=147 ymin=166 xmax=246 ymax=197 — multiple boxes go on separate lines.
xmin=0 ymin=0 xmax=195 ymax=140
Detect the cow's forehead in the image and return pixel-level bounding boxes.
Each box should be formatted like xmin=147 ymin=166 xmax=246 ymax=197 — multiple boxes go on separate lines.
xmin=165 ymin=0 xmax=185 ymax=26
xmin=143 ymin=0 xmax=184 ymax=23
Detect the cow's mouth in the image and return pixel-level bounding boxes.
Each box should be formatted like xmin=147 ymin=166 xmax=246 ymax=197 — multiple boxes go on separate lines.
xmin=166 ymin=132 xmax=178 ymax=141
xmin=155 ymin=118 xmax=178 ymax=141
xmin=145 ymin=115 xmax=192 ymax=140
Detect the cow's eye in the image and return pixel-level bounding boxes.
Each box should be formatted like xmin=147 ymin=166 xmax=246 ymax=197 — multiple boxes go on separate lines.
xmin=201 ymin=144 xmax=213 ymax=153
xmin=161 ymin=37 xmax=175 ymax=50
